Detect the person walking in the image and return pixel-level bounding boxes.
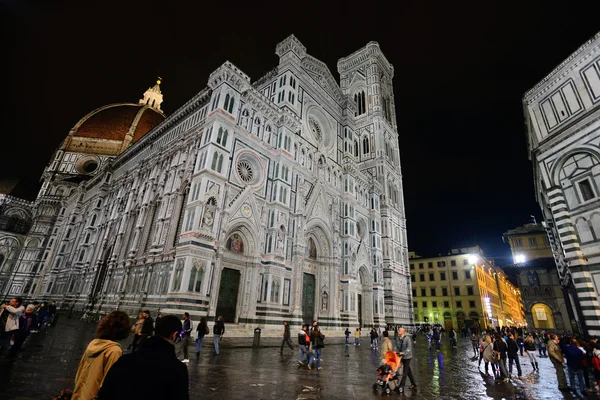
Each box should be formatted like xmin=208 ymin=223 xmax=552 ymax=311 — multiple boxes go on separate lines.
xmin=517 ymin=335 xmax=525 ymax=357
xmin=564 ymin=337 xmax=586 ymax=396
xmin=72 ymin=311 xmax=131 ymax=400
xmin=97 ymin=315 xmax=189 ymax=400
xmin=138 ymin=310 xmax=154 ymax=350
xmin=397 ymin=327 xmax=417 ymax=393
xmin=344 ymin=328 xmax=350 ymax=345
xmin=213 ymin=315 xmax=225 ymax=355
xmin=432 ymin=328 xmax=441 ymax=351
xmin=449 ymin=329 xmax=457 ymax=349
xmin=180 ymin=312 xmax=192 ymax=363
xmin=524 ymin=335 xmax=539 ymax=371
xmin=297 ymin=324 xmax=310 ymax=366
xmin=471 ymin=332 xmax=480 ymax=357
xmin=46 ymin=301 xmax=57 ymax=326
xmin=10 ymin=304 xmax=38 ymax=355
xmin=371 ymin=328 xmax=379 ymax=349
xmin=493 ymin=333 xmax=509 ymax=381
xmin=279 ymin=321 xmax=294 ymax=353
xmin=354 ymin=327 xmax=361 ymax=346
xmin=481 ymin=335 xmax=495 ymax=375
xmin=380 ymin=330 xmax=393 ymax=359
xmin=307 ymin=325 xmax=325 ymax=370
xmin=37 ymin=302 xmax=48 ymax=330
xmin=195 ymin=317 xmax=208 ymax=359
xmin=506 ymin=333 xmax=522 ymax=379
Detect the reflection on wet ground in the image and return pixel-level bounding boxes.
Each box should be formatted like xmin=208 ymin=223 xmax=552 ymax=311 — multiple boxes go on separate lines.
xmin=0 ymin=319 xmax=596 ymax=399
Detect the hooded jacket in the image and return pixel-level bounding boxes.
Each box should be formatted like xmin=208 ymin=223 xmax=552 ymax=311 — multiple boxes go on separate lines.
xmin=72 ymin=339 xmax=123 ymax=400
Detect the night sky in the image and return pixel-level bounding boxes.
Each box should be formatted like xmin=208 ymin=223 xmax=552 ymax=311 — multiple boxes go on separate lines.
xmin=2 ymin=1 xmax=599 ymax=264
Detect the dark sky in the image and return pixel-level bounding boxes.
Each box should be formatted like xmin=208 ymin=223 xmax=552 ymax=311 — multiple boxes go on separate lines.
xmin=2 ymin=0 xmax=599 ymax=265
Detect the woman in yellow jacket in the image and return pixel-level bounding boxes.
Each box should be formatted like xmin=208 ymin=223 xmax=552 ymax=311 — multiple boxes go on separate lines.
xmin=72 ymin=311 xmax=132 ymax=400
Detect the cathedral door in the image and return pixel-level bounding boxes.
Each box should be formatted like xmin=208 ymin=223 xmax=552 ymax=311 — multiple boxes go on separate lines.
xmin=216 ymin=268 xmax=240 ymax=323
xmin=358 ymin=294 xmax=363 ymax=327
xmin=302 ymin=273 xmax=315 ymax=324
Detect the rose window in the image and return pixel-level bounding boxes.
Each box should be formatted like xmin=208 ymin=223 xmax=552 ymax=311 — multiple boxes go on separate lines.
xmin=237 ymin=160 xmax=254 ymax=183
xmin=309 ymin=117 xmax=322 ymax=143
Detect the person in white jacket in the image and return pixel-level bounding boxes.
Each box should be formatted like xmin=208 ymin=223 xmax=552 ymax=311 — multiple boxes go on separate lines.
xmin=0 ymin=297 xmax=24 ymax=351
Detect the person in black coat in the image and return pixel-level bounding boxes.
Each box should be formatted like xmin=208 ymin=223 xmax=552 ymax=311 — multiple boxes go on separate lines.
xmin=506 ymin=333 xmax=522 ymax=378
xmin=138 ymin=309 xmax=154 ymax=350
xmin=97 ymin=315 xmax=188 ymax=400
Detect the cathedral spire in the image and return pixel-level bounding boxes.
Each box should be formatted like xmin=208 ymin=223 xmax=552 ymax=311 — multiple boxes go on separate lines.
xmin=139 ymin=77 xmax=164 ymax=112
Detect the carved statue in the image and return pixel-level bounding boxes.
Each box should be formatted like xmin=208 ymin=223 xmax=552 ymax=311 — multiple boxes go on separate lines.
xmin=202 ymin=207 xmax=214 ymax=229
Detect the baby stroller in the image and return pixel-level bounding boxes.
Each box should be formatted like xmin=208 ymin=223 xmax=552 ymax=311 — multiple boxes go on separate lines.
xmin=373 ymin=351 xmax=401 ymax=395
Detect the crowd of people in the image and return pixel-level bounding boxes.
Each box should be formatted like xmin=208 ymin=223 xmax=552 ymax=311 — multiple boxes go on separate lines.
xmin=0 ymin=296 xmax=58 ymax=357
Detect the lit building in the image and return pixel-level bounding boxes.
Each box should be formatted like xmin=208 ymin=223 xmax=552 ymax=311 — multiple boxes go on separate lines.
xmin=410 ymin=246 xmax=525 ymax=331
xmin=0 ymin=35 xmax=412 ymax=332
xmin=502 ymin=222 xmax=553 ymax=263
xmin=501 ymin=223 xmax=578 ymax=332
xmin=523 ymin=31 xmax=600 ymax=336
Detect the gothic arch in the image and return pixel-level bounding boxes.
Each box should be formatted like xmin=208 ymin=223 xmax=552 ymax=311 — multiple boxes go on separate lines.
xmin=304 ymin=222 xmax=333 ymax=261
xmin=358 ymin=265 xmax=371 ymax=286
xmin=530 ymin=302 xmax=556 ymax=329
xmin=224 ymin=223 xmax=258 ymax=257
xmin=551 ymin=147 xmax=600 ymax=186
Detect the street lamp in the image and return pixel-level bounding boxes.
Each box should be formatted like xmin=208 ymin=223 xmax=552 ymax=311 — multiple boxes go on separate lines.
xmin=468 ymin=255 xmax=478 ymax=265
xmin=515 ymin=254 xmax=525 ymax=263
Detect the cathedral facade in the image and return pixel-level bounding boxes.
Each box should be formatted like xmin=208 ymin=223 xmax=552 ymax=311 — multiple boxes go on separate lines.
xmin=0 ymin=35 xmax=412 ymax=331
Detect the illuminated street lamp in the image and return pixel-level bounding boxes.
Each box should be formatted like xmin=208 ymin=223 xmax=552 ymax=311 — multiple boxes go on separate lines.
xmin=468 ymin=255 xmax=478 ymax=265
xmin=515 ymin=254 xmax=525 ymax=263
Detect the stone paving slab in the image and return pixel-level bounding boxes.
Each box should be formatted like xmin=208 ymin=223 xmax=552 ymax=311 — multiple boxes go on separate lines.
xmin=1 ymin=318 xmax=599 ymax=400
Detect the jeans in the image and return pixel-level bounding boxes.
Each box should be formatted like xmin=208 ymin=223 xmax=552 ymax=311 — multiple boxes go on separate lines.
xmin=308 ymin=347 xmax=322 ymax=368
xmin=213 ymin=334 xmax=220 ymax=354
xmin=568 ymin=367 xmax=585 ymax=394
xmin=345 ymin=336 xmax=349 ymax=345
xmin=508 ymin=354 xmax=522 ymax=377
xmin=355 ymin=338 xmax=360 ymax=345
xmin=373 ymin=338 xmax=378 ymax=348
xmin=298 ymin=345 xmax=309 ymax=364
xmin=496 ymin=357 xmax=509 ymax=378
xmin=281 ymin=336 xmax=293 ymax=351
xmin=399 ymin=357 xmax=416 ymax=387
xmin=519 ymin=345 xmax=524 ymax=357
xmin=195 ymin=336 xmax=204 ymax=354
xmin=472 ymin=342 xmax=479 ymax=355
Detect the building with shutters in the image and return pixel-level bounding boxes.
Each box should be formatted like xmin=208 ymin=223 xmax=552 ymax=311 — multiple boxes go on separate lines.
xmin=523 ymin=31 xmax=600 ymax=336
xmin=0 ymin=35 xmax=412 ymax=332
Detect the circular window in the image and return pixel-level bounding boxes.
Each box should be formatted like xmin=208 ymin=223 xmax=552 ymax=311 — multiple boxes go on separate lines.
xmin=309 ymin=117 xmax=322 ymax=143
xmin=82 ymin=160 xmax=98 ymax=173
xmin=237 ymin=160 xmax=254 ymax=183
xmin=76 ymin=156 xmax=101 ymax=175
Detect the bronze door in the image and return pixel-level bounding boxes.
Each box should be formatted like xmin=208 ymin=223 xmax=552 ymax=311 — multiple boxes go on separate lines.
xmin=215 ymin=268 xmax=240 ymax=323
xmin=302 ymin=273 xmax=315 ymax=324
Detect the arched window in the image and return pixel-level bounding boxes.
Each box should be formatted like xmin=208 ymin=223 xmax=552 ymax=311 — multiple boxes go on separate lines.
xmin=78 ymin=250 xmax=85 ymax=262
xmin=228 ymin=97 xmax=235 ymax=114
xmin=253 ymin=118 xmax=261 ymax=136
xmin=222 ymin=130 xmax=228 ymax=147
xmin=354 ymin=140 xmax=359 ymax=157
xmin=271 ymin=279 xmax=280 ymax=303
xmin=188 ymin=262 xmax=204 ymax=293
xmin=211 ymin=153 xmax=218 ymax=170
xmin=90 ymin=214 xmax=97 ymax=226
xmin=217 ymin=127 xmax=223 ymax=143
xmin=224 ymin=94 xmax=231 ymax=112
xmin=363 ymin=136 xmax=370 ymax=154
xmin=172 ymin=259 xmax=184 ymax=291
xmin=217 ymin=154 xmax=223 ymax=173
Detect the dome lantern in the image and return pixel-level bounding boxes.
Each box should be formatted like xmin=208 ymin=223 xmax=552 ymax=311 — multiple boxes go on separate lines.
xmin=139 ymin=77 xmax=164 ymax=112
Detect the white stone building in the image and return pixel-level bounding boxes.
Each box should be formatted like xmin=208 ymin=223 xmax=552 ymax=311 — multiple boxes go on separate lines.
xmin=0 ymin=35 xmax=412 ymax=331
xmin=524 ymin=31 xmax=600 ymax=336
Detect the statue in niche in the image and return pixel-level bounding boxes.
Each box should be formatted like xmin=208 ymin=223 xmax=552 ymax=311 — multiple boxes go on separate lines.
xmin=527 ymin=271 xmax=540 ymax=288
xmin=277 ymin=227 xmax=285 ymax=250
xmin=321 ymin=291 xmax=328 ymax=311
xmin=202 ymin=207 xmax=214 ymax=229
xmin=307 ymin=238 xmax=317 ymax=260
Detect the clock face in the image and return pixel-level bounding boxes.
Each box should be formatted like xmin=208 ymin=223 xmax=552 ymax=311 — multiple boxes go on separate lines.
xmin=241 ymin=204 xmax=252 ymax=218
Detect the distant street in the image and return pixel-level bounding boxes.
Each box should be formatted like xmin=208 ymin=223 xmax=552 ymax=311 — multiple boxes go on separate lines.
xmin=0 ymin=319 xmax=593 ymax=399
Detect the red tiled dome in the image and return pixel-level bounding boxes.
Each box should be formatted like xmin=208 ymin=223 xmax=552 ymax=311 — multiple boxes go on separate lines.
xmin=72 ymin=103 xmax=165 ymax=143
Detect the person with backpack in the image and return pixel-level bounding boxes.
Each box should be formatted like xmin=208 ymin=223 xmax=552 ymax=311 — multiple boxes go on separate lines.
xmin=279 ymin=321 xmax=294 ymax=354
xmin=195 ymin=316 xmax=208 ymax=359
xmin=344 ymin=328 xmax=350 ymax=345
xmin=492 ymin=333 xmax=509 ymax=381
xmin=297 ymin=324 xmax=310 ymax=366
xmin=307 ymin=325 xmax=325 ymax=370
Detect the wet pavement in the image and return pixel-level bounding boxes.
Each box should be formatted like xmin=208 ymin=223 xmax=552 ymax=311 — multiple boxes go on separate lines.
xmin=0 ymin=318 xmax=598 ymax=399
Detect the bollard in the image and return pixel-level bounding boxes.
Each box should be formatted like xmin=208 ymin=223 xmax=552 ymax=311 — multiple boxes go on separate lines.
xmin=253 ymin=327 xmax=262 ymax=348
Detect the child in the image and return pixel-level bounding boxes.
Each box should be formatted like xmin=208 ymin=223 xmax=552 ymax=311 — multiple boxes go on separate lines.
xmin=354 ymin=327 xmax=361 ymax=346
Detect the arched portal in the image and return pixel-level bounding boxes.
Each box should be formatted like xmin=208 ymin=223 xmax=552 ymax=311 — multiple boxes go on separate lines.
xmin=444 ymin=312 xmax=453 ymax=332
xmin=358 ymin=265 xmax=372 ymax=328
xmin=531 ymin=303 xmax=555 ymax=329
